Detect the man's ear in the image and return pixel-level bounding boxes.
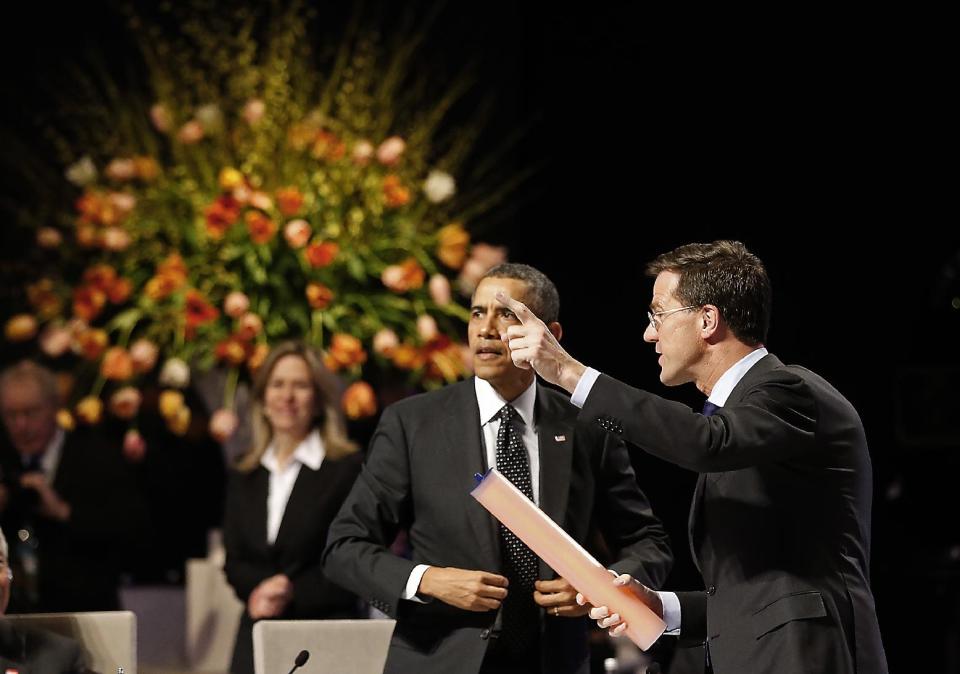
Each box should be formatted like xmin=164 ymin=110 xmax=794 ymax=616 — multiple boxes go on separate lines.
xmin=548 ymin=321 xmax=563 ymax=341
xmin=701 ymin=305 xmax=720 ymax=337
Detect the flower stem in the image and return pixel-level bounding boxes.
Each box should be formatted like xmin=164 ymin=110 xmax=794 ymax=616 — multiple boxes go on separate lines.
xmin=223 ymin=367 xmax=239 ymax=409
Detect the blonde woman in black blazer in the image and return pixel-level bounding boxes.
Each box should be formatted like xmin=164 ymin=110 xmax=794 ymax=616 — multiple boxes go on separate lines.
xmin=224 ymin=341 xmax=361 ymax=674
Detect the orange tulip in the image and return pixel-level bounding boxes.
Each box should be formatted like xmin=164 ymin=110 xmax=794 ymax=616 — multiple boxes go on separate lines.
xmin=4 ymin=314 xmax=38 ymax=342
xmin=305 ymin=241 xmax=339 ymax=268
xmin=342 ymin=381 xmax=377 ymax=419
xmin=75 ymin=396 xmax=104 ymax=425
xmin=436 ymin=223 xmax=470 ymax=269
xmin=306 ymin=282 xmax=335 ymax=310
xmin=101 ymin=347 xmax=135 ymax=381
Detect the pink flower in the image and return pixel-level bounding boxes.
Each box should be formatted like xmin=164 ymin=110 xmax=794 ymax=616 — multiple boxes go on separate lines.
xmin=376 ymin=136 xmax=406 ymax=165
xmin=416 ymin=314 xmax=438 ymax=341
xmin=102 ymin=227 xmax=132 ymax=251
xmin=209 ymin=408 xmax=239 ymax=443
xmin=428 ymin=274 xmax=452 ymax=306
xmin=177 ymin=120 xmax=205 ymax=144
xmin=243 ymin=98 xmax=266 ymax=126
xmin=130 ymin=338 xmax=159 ymax=373
xmin=105 ymin=158 xmax=137 ymax=181
xmin=223 ymin=291 xmax=250 ymax=319
xmin=458 ymin=243 xmax=508 ymax=295
xmin=39 ymin=323 xmax=72 ymax=358
xmin=238 ymin=312 xmax=263 ymax=340
xmin=150 ymin=103 xmax=172 ymax=132
xmin=36 ymin=227 xmax=63 ymax=248
xmin=352 ymin=140 xmax=374 ymax=164
xmin=372 ymin=328 xmax=399 ymax=356
xmin=107 ymin=192 xmax=137 ymax=216
xmin=123 ymin=429 xmax=147 ymax=462
xmin=249 ymin=191 xmax=274 ymax=212
xmin=283 ymin=219 xmax=312 ymax=249
xmin=109 ymin=386 xmax=142 ymax=419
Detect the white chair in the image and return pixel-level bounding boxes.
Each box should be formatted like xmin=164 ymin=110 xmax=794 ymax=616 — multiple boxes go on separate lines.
xmin=252 ymin=619 xmax=395 ymax=674
xmin=185 ymin=557 xmax=244 ymax=672
xmin=1 ymin=610 xmax=137 ymax=674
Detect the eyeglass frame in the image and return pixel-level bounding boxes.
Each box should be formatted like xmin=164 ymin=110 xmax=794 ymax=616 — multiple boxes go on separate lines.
xmin=646 ymin=304 xmax=700 ymax=331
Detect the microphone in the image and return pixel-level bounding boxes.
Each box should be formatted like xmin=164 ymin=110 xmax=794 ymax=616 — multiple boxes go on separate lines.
xmin=285 ymin=650 xmax=310 ymax=674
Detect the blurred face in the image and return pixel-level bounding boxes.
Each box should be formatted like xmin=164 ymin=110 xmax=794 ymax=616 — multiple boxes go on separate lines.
xmin=0 ymin=378 xmax=57 ymax=458
xmin=643 ymin=271 xmax=705 ymax=386
xmin=263 ymin=355 xmax=317 ymax=441
xmin=469 ymin=277 xmax=533 ymax=392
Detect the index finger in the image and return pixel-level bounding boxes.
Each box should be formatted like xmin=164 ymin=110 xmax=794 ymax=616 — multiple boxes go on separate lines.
xmin=494 ymin=291 xmax=534 ymax=324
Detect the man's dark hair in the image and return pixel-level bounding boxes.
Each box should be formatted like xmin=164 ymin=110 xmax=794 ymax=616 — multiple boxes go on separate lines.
xmin=479 ymin=263 xmax=560 ymax=324
xmin=646 ymin=240 xmax=771 ymax=345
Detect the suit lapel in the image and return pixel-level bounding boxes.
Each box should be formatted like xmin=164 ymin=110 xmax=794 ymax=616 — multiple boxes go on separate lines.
xmin=442 ymin=379 xmax=501 ymax=571
xmin=274 ymin=462 xmax=322 ymax=556
xmin=535 ymin=384 xmax=574 ymax=579
xmin=687 ymin=353 xmax=783 ymax=571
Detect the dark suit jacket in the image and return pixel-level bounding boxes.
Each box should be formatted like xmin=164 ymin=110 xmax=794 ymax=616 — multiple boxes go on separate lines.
xmin=0 ymin=428 xmax=143 ymax=613
xmin=579 ymin=355 xmax=887 ymax=674
xmin=0 ymin=620 xmax=86 ymax=674
xmin=323 ymin=378 xmax=673 ymax=674
xmin=224 ymin=450 xmax=362 ymax=674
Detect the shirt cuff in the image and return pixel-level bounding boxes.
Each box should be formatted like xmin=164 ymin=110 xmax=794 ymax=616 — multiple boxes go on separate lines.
xmin=570 ymin=367 xmax=601 ymax=408
xmin=658 ymin=591 xmax=682 ymax=634
xmin=402 ymin=564 xmax=431 ymax=603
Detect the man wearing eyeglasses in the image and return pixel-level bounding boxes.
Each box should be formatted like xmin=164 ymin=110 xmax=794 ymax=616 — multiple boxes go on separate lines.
xmin=496 ymin=241 xmax=887 ymax=674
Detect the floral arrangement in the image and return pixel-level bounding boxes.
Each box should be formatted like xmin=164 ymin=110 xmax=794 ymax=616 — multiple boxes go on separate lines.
xmin=2 ymin=3 xmax=510 ymax=452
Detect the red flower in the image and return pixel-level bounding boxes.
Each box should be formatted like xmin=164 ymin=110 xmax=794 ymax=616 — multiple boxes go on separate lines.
xmin=205 ymin=195 xmax=241 ymax=240
xmin=246 ymin=211 xmax=277 ymax=245
xmin=184 ymin=289 xmax=220 ymax=328
xmin=306 ymin=282 xmax=335 ymax=310
xmin=73 ymin=286 xmax=107 ymax=321
xmin=305 ymin=241 xmax=339 ymax=268
xmin=276 ymin=186 xmax=305 ymax=217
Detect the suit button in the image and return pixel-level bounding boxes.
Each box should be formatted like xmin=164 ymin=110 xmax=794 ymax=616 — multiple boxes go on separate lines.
xmin=480 ymin=629 xmax=491 ymax=640
xmin=706 ymin=586 xmax=716 ymax=596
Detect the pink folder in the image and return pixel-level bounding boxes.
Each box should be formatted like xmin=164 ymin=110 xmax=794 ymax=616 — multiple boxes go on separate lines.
xmin=471 ymin=468 xmax=666 ymax=650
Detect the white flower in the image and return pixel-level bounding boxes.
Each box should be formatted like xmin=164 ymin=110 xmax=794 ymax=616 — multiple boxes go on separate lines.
xmin=352 ymin=140 xmax=374 ymax=164
xmin=195 ymin=103 xmax=223 ymax=130
xmin=65 ymin=156 xmax=97 ymax=186
xmin=158 ymin=357 xmax=191 ymax=388
xmin=423 ymin=170 xmax=456 ymax=203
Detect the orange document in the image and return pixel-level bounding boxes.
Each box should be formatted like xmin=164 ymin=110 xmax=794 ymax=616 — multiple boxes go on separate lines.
xmin=471 ymin=468 xmax=666 ymax=650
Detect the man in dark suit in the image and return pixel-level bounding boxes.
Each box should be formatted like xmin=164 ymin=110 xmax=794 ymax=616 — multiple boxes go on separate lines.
xmin=0 ymin=360 xmax=142 ymax=612
xmin=324 ymin=263 xmax=672 ymax=674
xmin=497 ymin=241 xmax=888 ymax=674
xmin=0 ymin=527 xmax=86 ymax=674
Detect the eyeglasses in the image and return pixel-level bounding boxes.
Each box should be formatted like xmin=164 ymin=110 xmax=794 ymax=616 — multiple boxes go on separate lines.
xmin=647 ymin=305 xmax=699 ymax=331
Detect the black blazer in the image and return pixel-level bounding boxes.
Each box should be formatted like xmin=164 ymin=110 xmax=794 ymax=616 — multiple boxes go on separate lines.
xmin=323 ymin=378 xmax=672 ymax=674
xmin=579 ymin=354 xmax=888 ymax=674
xmin=0 ymin=621 xmax=86 ymax=674
xmin=0 ymin=428 xmax=143 ymax=613
xmin=224 ymin=450 xmax=362 ymax=674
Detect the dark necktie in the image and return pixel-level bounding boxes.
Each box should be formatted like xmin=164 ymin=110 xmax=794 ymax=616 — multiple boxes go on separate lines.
xmin=22 ymin=453 xmax=44 ymax=473
xmin=702 ymin=400 xmax=721 ymax=417
xmin=494 ymin=404 xmax=539 ymax=654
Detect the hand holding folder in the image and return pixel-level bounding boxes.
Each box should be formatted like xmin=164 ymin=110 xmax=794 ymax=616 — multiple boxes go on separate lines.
xmin=471 ymin=468 xmax=666 ymax=650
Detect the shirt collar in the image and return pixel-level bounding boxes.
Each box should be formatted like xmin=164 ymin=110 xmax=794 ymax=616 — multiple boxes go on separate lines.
xmin=475 ymin=376 xmax=537 ymax=429
xmin=708 ymin=347 xmax=769 ymax=406
xmin=261 ymin=428 xmax=325 ymax=472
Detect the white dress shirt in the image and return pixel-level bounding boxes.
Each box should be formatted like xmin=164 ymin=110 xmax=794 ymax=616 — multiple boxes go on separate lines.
xmin=402 ymin=377 xmax=540 ymax=602
xmin=571 ymin=348 xmax=768 ymax=635
xmin=260 ymin=429 xmax=325 ymax=545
